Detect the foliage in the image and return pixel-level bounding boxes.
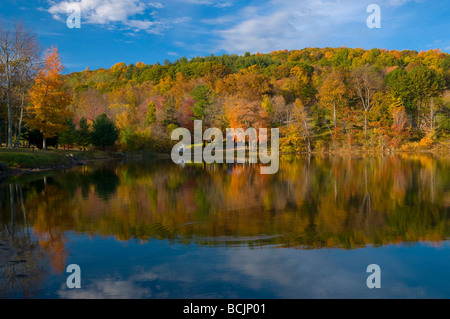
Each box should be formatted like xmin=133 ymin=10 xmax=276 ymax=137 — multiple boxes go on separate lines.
xmin=15 ymin=46 xmax=450 ymax=152
xmin=190 ymin=84 xmax=216 ymax=121
xmin=76 ymin=117 xmax=91 ymax=149
xmin=26 ymin=47 xmax=73 ymax=149
xmin=90 ymin=113 xmax=119 ymax=150
xmin=58 ymin=118 xmax=77 ymax=148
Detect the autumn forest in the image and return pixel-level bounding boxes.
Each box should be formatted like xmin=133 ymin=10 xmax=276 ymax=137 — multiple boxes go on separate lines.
xmin=1 ymin=20 xmax=450 ymax=153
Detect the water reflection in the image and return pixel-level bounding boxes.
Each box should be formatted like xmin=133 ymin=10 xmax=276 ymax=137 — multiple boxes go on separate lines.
xmin=0 ymin=183 xmax=48 ymax=298
xmin=0 ymin=154 xmax=449 ymax=298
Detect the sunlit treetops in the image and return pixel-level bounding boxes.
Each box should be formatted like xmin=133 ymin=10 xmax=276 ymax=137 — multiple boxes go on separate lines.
xmin=66 ymin=48 xmax=449 ymax=90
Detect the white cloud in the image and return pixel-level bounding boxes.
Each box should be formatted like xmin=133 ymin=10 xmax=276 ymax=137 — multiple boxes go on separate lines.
xmin=213 ymin=0 xmax=417 ymax=54
xmin=217 ymin=11 xmax=298 ymax=53
xmin=221 ymin=247 xmax=431 ymax=298
xmin=127 ymin=19 xmax=157 ymax=30
xmin=186 ymin=0 xmax=234 ymax=8
xmin=58 ymin=279 xmax=152 ymax=299
xmin=200 ymin=15 xmax=236 ymax=25
xmin=46 ymin=0 xmax=177 ymax=33
xmin=148 ymin=2 xmax=164 ymax=9
xmin=387 ymin=0 xmax=415 ymax=5
xmin=58 ymin=271 xmax=165 ymax=299
xmin=48 ymin=0 xmax=145 ymax=24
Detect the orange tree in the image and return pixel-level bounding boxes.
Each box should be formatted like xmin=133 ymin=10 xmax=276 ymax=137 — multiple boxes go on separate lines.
xmin=27 ymin=47 xmax=72 ymax=149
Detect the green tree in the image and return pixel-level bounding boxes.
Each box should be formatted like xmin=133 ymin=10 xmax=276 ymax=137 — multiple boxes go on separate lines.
xmin=58 ymin=118 xmax=76 ymax=149
xmin=190 ymin=85 xmax=216 ymax=121
xmin=90 ymin=113 xmax=119 ymax=150
xmin=385 ymin=67 xmax=411 ymax=103
xmin=145 ymin=101 xmax=156 ymax=125
xmin=407 ymin=66 xmax=443 ymax=130
xmin=76 ymin=117 xmax=91 ymax=150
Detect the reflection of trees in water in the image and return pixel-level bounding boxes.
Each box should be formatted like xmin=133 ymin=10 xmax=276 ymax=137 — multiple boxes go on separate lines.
xmin=357 ymin=163 xmax=374 ymax=231
xmin=0 ymin=183 xmax=47 ymax=298
xmin=1 ymin=155 xmax=448 ymax=263
xmin=0 ymin=155 xmax=445 ymax=298
xmin=0 ymin=164 xmax=122 ymax=297
xmin=111 ymin=156 xmax=445 ymax=247
xmin=90 ymin=167 xmax=120 ymax=201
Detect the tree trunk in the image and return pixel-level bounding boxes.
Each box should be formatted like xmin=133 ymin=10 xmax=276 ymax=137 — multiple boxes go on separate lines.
xmin=43 ymin=136 xmax=47 ymax=150
xmin=417 ymin=100 xmax=421 ymax=129
xmin=6 ymin=67 xmax=12 ymax=148
xmin=333 ymin=101 xmax=336 ymax=129
xmin=302 ymin=118 xmax=311 ymax=153
xmin=14 ymin=93 xmax=25 ymax=148
xmin=430 ymin=98 xmax=434 ymax=133
xmin=364 ymin=112 xmax=368 ymax=139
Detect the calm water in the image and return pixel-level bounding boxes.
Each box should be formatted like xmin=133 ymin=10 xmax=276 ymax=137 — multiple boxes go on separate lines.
xmin=0 ymin=154 xmax=449 ymax=298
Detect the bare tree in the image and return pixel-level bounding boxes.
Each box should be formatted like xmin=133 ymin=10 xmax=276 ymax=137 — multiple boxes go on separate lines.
xmin=351 ymin=65 xmax=382 ymax=139
xmin=0 ymin=19 xmax=40 ymax=147
xmin=272 ymin=95 xmax=292 ymax=126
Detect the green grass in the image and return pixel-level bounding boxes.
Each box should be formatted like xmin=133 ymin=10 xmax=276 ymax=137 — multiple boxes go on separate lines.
xmin=0 ymin=148 xmax=69 ymax=169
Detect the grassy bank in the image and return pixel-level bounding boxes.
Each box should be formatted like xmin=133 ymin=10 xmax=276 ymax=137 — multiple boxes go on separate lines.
xmin=0 ymin=148 xmax=170 ymax=174
xmin=0 ymin=148 xmax=121 ymax=174
xmin=0 ymin=148 xmax=70 ymax=169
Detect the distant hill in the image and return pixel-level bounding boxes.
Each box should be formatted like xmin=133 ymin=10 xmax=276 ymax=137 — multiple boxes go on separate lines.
xmin=62 ymin=47 xmax=450 ymax=152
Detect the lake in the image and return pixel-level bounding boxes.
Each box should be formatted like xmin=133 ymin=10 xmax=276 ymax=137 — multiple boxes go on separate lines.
xmin=0 ymin=154 xmax=449 ymax=298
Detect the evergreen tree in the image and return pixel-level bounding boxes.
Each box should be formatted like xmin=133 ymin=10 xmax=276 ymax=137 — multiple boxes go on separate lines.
xmin=58 ymin=118 xmax=76 ymax=149
xmin=90 ymin=113 xmax=119 ymax=150
xmin=77 ymin=117 xmax=91 ymax=150
xmin=190 ymin=85 xmax=216 ymax=125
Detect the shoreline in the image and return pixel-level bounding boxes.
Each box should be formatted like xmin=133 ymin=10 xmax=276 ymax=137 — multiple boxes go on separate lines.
xmin=0 ymin=150 xmax=172 ymax=179
xmin=280 ymin=147 xmax=450 ymax=157
xmin=0 ymin=145 xmax=448 ymax=179
xmin=0 ymin=155 xmax=125 ymax=179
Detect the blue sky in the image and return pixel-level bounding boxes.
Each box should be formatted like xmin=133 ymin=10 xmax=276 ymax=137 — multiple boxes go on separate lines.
xmin=1 ymin=0 xmax=449 ymax=73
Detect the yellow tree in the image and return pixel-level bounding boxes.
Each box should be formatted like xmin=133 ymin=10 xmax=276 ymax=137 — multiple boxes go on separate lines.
xmin=282 ymin=99 xmax=312 ymax=153
xmin=27 ymin=47 xmax=72 ymax=149
xmin=318 ymin=70 xmax=347 ymax=130
xmin=389 ymin=96 xmax=410 ymax=149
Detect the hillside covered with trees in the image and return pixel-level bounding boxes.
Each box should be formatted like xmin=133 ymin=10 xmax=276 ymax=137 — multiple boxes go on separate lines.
xmin=2 ymin=26 xmax=450 ymax=154
xmin=63 ymin=47 xmax=450 ymax=153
